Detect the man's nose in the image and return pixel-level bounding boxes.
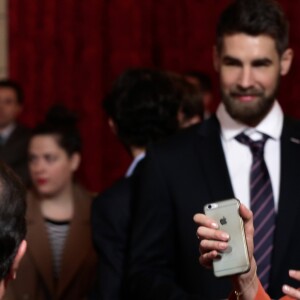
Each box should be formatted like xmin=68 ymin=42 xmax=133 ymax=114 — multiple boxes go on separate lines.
xmin=237 ymin=67 xmax=255 ymax=89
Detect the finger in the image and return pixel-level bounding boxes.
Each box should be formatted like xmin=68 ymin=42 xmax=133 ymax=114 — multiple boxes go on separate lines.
xmin=200 ymin=239 xmax=228 ymax=253
xmin=282 ymin=285 xmax=300 ymax=299
xmin=289 ymin=270 xmax=300 ymax=281
xmin=239 ymin=204 xmax=254 ymax=261
xmin=197 ymin=226 xmax=229 ymax=242
xmin=193 ymin=213 xmax=219 ymax=229
xmin=240 ymin=204 xmax=254 ymax=237
xmin=199 ymin=250 xmax=219 ymax=269
xmin=239 ymin=203 xmax=252 ymax=220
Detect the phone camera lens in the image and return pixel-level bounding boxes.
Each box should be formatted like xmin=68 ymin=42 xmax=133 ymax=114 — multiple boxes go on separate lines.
xmin=208 ymin=204 xmax=212 ymax=209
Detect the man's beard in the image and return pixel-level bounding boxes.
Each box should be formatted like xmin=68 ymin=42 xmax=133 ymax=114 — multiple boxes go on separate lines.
xmin=222 ymin=80 xmax=280 ymax=126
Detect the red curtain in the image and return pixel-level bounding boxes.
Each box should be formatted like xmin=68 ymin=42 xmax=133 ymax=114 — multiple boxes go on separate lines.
xmin=9 ymin=0 xmax=300 ymax=193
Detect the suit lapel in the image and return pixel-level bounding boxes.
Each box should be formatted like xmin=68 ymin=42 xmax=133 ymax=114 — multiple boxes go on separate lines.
xmin=5 ymin=125 xmax=20 ymax=145
xmin=194 ymin=116 xmax=235 ymax=201
xmin=271 ymin=118 xmax=300 ymax=280
xmin=26 ymin=192 xmax=55 ymax=294
xmin=57 ymin=186 xmax=92 ymax=297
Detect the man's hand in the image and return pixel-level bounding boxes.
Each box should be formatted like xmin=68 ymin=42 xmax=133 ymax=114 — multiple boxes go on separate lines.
xmin=193 ymin=203 xmax=254 ymax=269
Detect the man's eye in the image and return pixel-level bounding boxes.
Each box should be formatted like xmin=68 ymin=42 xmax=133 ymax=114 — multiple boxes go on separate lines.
xmin=223 ymin=60 xmax=240 ymax=66
xmin=46 ymin=156 xmax=57 ymax=162
xmin=252 ymin=60 xmax=272 ymax=67
xmin=225 ymin=62 xmax=239 ymax=66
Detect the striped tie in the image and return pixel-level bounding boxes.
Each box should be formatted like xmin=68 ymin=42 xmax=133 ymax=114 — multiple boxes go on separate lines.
xmin=235 ymin=132 xmax=275 ymax=290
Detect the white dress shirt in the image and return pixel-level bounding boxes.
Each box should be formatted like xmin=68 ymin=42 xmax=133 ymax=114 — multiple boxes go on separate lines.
xmin=125 ymin=152 xmax=146 ymax=178
xmin=216 ymin=101 xmax=283 ymax=211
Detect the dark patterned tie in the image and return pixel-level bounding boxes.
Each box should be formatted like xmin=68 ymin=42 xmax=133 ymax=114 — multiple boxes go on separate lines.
xmin=235 ymin=132 xmax=275 ymax=290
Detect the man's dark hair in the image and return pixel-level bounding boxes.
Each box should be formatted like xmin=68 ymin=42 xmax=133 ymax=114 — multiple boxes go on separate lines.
xmin=170 ymin=73 xmax=204 ymax=122
xmin=0 ymin=79 xmax=24 ymax=104
xmin=103 ymin=68 xmax=181 ymax=148
xmin=32 ymin=104 xmax=82 ymax=156
xmin=184 ymin=71 xmax=212 ymax=93
xmin=216 ymin=0 xmax=289 ymax=55
xmin=0 ymin=162 xmax=26 ymax=280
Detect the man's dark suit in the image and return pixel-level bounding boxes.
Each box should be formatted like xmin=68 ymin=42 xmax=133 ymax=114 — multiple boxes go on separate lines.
xmin=91 ymin=160 xmax=143 ymax=300
xmin=128 ymin=116 xmax=300 ymax=299
xmin=0 ymin=124 xmax=31 ymax=186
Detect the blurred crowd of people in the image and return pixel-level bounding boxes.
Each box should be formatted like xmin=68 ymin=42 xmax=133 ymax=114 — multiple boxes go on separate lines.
xmin=0 ymin=68 xmax=210 ymax=300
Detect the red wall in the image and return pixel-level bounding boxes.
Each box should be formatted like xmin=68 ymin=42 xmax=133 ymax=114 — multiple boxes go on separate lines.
xmin=9 ymin=0 xmax=300 ymax=193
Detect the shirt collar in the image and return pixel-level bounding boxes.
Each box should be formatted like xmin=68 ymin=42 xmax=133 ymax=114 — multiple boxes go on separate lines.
xmin=125 ymin=151 xmax=146 ymax=178
xmin=216 ymin=101 xmax=283 ymax=141
xmin=0 ymin=123 xmax=16 ymax=141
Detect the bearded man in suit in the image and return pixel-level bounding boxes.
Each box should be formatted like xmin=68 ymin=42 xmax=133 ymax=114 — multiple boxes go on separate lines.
xmin=127 ymin=0 xmax=300 ymax=299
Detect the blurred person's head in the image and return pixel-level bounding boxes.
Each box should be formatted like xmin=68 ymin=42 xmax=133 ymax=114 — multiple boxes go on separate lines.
xmin=28 ymin=105 xmax=81 ymax=198
xmin=0 ymin=80 xmax=24 ymax=130
xmin=103 ymin=68 xmax=181 ymax=155
xmin=0 ymin=161 xmax=27 ymax=299
xmin=184 ymin=71 xmax=213 ymax=118
xmin=213 ymin=0 xmax=293 ymax=126
xmin=169 ymin=73 xmax=204 ymax=128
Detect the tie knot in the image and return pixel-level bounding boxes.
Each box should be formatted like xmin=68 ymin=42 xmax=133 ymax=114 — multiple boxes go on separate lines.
xmin=235 ymin=132 xmax=269 ymax=156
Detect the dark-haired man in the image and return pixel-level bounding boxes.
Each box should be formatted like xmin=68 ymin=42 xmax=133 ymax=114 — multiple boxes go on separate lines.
xmin=0 ymin=161 xmax=27 ymax=300
xmin=168 ymin=73 xmax=204 ymax=128
xmin=128 ymin=0 xmax=299 ymax=299
xmin=0 ymin=80 xmax=31 ymax=186
xmin=90 ymin=68 xmax=181 ymax=300
xmin=185 ymin=71 xmax=214 ymax=119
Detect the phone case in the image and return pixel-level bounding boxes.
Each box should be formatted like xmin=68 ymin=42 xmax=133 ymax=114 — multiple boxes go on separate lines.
xmin=204 ymin=198 xmax=250 ymax=277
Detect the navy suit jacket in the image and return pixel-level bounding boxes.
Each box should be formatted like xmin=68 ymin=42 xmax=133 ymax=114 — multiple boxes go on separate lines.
xmin=91 ymin=160 xmax=144 ymax=300
xmin=128 ymin=115 xmax=300 ymax=299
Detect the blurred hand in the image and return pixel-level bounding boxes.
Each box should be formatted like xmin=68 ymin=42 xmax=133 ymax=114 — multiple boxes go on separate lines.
xmin=282 ymin=270 xmax=300 ymax=299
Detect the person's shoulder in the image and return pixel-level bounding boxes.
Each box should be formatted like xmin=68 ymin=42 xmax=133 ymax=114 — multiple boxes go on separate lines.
xmin=283 ymin=115 xmax=300 ymax=126
xmin=25 ymin=189 xmax=41 ymax=220
xmin=149 ymin=116 xmax=219 ymax=155
xmin=152 ymin=123 xmax=199 ymax=153
xmin=283 ymin=115 xmax=300 ymax=137
xmin=73 ymin=184 xmax=97 ymax=210
xmin=93 ymin=177 xmax=130 ymax=209
xmin=96 ymin=176 xmax=129 ymax=198
xmin=26 ymin=189 xmax=38 ymax=204
xmin=14 ymin=123 xmax=31 ymax=136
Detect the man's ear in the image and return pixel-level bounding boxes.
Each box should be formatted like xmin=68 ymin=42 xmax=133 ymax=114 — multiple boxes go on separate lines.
xmin=6 ymin=240 xmax=27 ymax=283
xmin=108 ymin=118 xmax=118 ymax=135
xmin=70 ymin=153 xmax=81 ymax=172
xmin=280 ymin=48 xmax=293 ymax=76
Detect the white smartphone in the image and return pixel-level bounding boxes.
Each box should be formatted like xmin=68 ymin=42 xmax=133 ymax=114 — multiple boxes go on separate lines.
xmin=203 ymin=198 xmax=250 ymax=277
